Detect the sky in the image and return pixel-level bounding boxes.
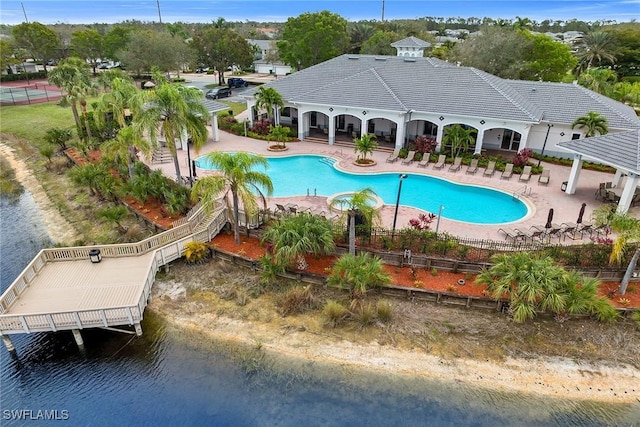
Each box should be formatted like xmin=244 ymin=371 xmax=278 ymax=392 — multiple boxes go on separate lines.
xmin=0 ymin=0 xmax=638 ymax=25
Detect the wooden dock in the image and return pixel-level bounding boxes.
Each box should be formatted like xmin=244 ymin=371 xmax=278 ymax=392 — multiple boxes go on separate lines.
xmin=0 ymin=204 xmax=228 ymax=354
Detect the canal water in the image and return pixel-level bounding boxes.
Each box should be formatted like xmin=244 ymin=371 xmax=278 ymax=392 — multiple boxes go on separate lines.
xmin=1 ymin=191 xmax=639 ymax=426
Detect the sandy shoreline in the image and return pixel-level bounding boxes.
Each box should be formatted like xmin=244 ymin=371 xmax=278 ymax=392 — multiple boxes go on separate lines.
xmin=151 ymin=299 xmax=640 ymax=405
xmin=3 ymin=141 xmax=638 ymax=405
xmin=0 ymin=142 xmax=79 ymax=245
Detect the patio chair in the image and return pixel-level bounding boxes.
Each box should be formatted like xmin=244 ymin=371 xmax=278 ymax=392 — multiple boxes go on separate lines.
xmin=401 ymin=150 xmax=416 ymax=165
xmin=386 ymin=149 xmax=400 ymax=163
xmin=528 ymin=225 xmax=546 ymax=241
xmin=498 ymin=227 xmax=521 ymax=242
xmin=576 ymin=222 xmax=593 ymax=238
xmin=518 ymin=165 xmax=532 ymax=182
xmin=417 ymin=155 xmax=430 ymax=168
xmin=560 ymin=222 xmax=577 ymax=240
xmin=466 ymin=158 xmax=479 ymax=175
xmin=483 ymin=161 xmax=496 ymax=177
xmin=433 ymin=154 xmax=447 ymax=170
xmin=501 ymin=163 xmax=514 ymax=180
xmin=538 ymin=169 xmax=550 ymax=186
xmin=448 ymin=156 xmax=462 ymax=172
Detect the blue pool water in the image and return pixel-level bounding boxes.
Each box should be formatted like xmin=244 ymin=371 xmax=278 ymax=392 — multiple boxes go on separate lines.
xmin=196 ymin=154 xmax=528 ymax=224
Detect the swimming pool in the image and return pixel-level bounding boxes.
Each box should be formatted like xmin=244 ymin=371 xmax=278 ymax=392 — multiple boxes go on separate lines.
xmin=195 ymin=154 xmax=529 ymax=224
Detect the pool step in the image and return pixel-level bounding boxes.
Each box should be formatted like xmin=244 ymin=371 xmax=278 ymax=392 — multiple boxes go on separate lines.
xmin=319 ymin=157 xmax=335 ymax=166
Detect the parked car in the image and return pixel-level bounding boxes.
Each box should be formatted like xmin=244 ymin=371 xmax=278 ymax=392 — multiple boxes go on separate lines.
xmin=205 ymin=87 xmax=232 ymax=99
xmin=227 ymin=78 xmax=249 ymax=88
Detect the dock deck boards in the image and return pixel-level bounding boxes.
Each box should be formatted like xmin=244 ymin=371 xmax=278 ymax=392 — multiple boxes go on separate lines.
xmin=4 ymin=252 xmax=155 ymax=315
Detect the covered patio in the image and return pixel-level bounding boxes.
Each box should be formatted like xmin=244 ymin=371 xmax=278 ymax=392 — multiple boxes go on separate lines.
xmin=558 ymin=129 xmax=640 ymax=214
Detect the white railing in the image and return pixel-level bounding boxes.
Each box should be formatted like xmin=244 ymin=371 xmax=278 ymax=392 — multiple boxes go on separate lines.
xmin=512 ymin=185 xmax=531 ymax=200
xmin=0 ymin=205 xmax=231 ymax=333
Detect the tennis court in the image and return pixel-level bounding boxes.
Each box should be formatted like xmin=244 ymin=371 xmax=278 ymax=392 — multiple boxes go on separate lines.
xmin=0 ymin=80 xmax=62 ymax=106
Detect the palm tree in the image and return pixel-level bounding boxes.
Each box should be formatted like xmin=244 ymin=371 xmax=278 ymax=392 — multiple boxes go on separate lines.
xmin=327 ymin=253 xmax=391 ymax=297
xmin=571 ymin=111 xmax=609 ymax=137
xmin=102 ymin=127 xmax=151 ymax=180
xmin=606 ymin=212 xmax=640 ymax=295
xmin=513 ymin=16 xmax=533 ymax=31
xmin=191 ymin=152 xmax=274 ymax=245
xmin=577 ymin=31 xmax=616 ymax=70
xmin=353 ymin=133 xmax=378 ymax=163
xmin=98 ymin=205 xmax=129 ymax=233
xmin=135 ymin=74 xmax=209 ymax=182
xmin=261 ymin=213 xmax=335 ymax=270
xmin=442 ymin=124 xmax=476 ymax=157
xmin=348 ymin=22 xmax=375 ymax=53
xmin=268 ymin=125 xmax=290 ymax=148
xmin=476 ymin=252 xmax=618 ymax=322
xmin=329 ymin=188 xmax=379 ymax=256
xmin=254 ymin=86 xmax=284 ymax=125
xmin=577 ymin=68 xmax=617 ymax=97
xmin=48 ymin=57 xmax=95 ymax=140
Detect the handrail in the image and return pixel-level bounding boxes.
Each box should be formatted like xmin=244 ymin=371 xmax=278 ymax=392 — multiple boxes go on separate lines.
xmin=512 ymin=185 xmax=530 ymax=200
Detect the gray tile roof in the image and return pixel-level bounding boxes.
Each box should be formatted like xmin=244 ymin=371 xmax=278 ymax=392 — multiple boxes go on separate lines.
xmin=391 ymin=36 xmax=431 ymax=48
xmin=508 ymin=80 xmax=640 ymax=129
xmin=558 ymin=129 xmax=640 ymax=173
xmin=202 ymin=98 xmax=231 ymax=113
xmin=260 ymin=54 xmax=640 ymax=128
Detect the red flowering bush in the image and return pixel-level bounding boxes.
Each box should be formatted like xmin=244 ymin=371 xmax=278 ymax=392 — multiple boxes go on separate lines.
xmin=412 ymin=136 xmax=438 ymax=155
xmin=513 ymin=148 xmax=533 ymax=167
xmin=249 ymin=118 xmax=273 ymax=135
xmin=408 ymin=213 xmax=437 ymax=230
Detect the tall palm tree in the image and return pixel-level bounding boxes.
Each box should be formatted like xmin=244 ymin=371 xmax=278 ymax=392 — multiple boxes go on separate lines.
xmin=442 ymin=124 xmax=476 ymax=157
xmin=48 ymin=57 xmax=95 ymax=140
xmin=571 ymin=111 xmax=609 ymax=137
xmin=577 ymin=31 xmax=616 ymax=70
xmin=329 ymin=187 xmax=379 ymax=256
xmin=348 ymin=22 xmax=375 ymax=53
xmin=261 ymin=213 xmax=335 ymax=270
xmin=135 ymin=74 xmax=209 ymax=182
xmin=353 ymin=133 xmax=378 ymax=163
xmin=191 ymin=152 xmax=274 ymax=245
xmin=254 ymin=86 xmax=284 ymax=125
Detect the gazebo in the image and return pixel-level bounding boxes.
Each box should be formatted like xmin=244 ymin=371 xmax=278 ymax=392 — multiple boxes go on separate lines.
xmin=558 ymin=129 xmax=640 ymax=213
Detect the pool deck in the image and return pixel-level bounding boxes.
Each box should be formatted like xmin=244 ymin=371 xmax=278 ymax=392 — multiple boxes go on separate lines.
xmin=148 ymin=130 xmax=638 ymax=242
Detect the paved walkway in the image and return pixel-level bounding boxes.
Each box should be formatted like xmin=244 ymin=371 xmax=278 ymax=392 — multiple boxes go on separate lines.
xmin=147 ymin=129 xmax=637 ymax=243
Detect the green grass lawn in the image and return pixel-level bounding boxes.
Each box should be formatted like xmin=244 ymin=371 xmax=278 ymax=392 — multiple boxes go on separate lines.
xmin=0 ymin=101 xmax=76 ymax=144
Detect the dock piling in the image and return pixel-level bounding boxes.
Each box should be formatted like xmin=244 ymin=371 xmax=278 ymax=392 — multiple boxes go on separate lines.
xmin=134 ymin=323 xmax=143 ymax=336
xmin=72 ymin=329 xmax=85 ymax=350
xmin=2 ymin=334 xmax=16 ymax=353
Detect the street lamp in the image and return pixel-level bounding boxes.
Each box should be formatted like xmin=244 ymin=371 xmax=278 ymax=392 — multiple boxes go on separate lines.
xmin=435 ymin=205 xmax=445 ymax=234
xmin=392 ymin=174 xmax=408 ymax=236
xmin=537 ymin=123 xmax=553 ymax=168
xmin=186 ymin=138 xmax=193 ymax=188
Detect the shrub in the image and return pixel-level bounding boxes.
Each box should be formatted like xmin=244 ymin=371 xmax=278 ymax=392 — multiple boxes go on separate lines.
xmin=632 ymin=311 xmax=640 ymax=328
xmin=512 ymin=148 xmax=533 ymax=167
xmin=350 ymin=300 xmax=376 ymax=328
xmin=184 ymin=241 xmax=210 ymax=264
xmin=249 ymin=118 xmax=272 ymax=135
xmin=279 ymin=285 xmax=317 ymax=316
xmin=376 ymin=300 xmax=393 ymax=322
xmin=327 ymin=253 xmax=391 ymax=297
xmin=323 ymin=300 xmax=349 ymax=328
xmin=413 ymin=136 xmax=438 ymax=155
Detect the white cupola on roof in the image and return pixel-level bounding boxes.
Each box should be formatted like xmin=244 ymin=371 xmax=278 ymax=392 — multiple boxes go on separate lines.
xmin=390 ymin=36 xmax=431 ymax=57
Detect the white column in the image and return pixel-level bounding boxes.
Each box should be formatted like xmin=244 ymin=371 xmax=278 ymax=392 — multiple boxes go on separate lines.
xmin=435 ymin=125 xmax=445 ymax=152
xmin=473 ymin=129 xmax=485 ymax=155
xmin=362 ymin=119 xmax=368 ymax=136
xmin=565 ymin=155 xmax=583 ymax=195
xmin=328 ymin=115 xmax=335 ymax=145
xmin=613 ymin=169 xmax=624 ymax=188
xmin=617 ymin=173 xmax=639 ymax=214
xmin=394 ymin=119 xmax=406 ymax=149
xmin=297 ymin=109 xmax=305 ymax=141
xmin=180 ymin=129 xmax=188 ymax=151
xmin=211 ymin=115 xmax=220 ymax=141
xmin=247 ymin=101 xmax=256 ymax=127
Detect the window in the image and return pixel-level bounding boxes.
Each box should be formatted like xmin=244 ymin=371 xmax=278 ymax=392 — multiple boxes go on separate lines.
xmin=281 ymin=107 xmax=291 ymax=117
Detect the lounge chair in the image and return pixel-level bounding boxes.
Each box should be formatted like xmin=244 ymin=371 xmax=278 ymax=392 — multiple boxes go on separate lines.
xmin=448 ymin=156 xmax=462 ymax=172
xmin=417 ymin=155 xmax=430 ymax=168
xmin=538 ymin=169 xmax=550 ymax=186
xmin=497 ymin=227 xmax=521 ymax=242
xmin=576 ymin=222 xmax=593 ymax=238
xmin=401 ymin=150 xmax=416 ymax=165
xmin=386 ymin=149 xmax=400 ymax=163
xmin=466 ymin=158 xmax=479 ymax=175
xmin=483 ymin=160 xmax=496 ymax=177
xmin=433 ymin=154 xmax=446 ymax=170
xmin=518 ymin=165 xmax=532 ymax=182
xmin=501 ymin=163 xmax=514 ymax=180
